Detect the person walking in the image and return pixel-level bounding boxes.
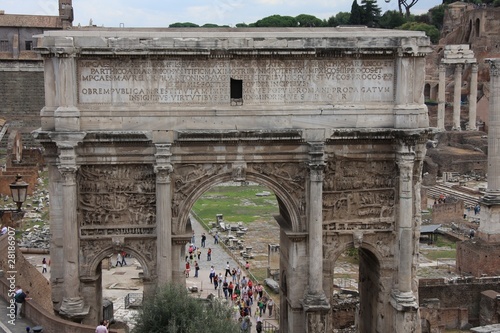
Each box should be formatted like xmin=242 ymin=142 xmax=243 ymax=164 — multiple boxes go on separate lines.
xmin=120 ymin=251 xmax=127 ymax=266
xmin=225 ymin=262 xmax=231 ymax=277
xmin=194 ymin=261 xmax=200 ymax=278
xmin=185 ymin=261 xmax=191 ymax=277
xmin=201 ymin=233 xmax=206 ymax=247
xmin=42 ymin=258 xmax=48 ymax=273
xmin=95 ymin=319 xmax=110 ymax=333
xmin=115 ymin=252 xmax=123 ymax=267
xmin=267 ymin=298 xmax=274 ymax=317
xmin=207 ymin=248 xmax=212 ymax=261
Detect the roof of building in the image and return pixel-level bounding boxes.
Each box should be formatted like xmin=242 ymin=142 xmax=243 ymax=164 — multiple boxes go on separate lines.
xmin=0 ymin=13 xmax=62 ymax=29
xmin=421 ymin=224 xmax=442 ymax=234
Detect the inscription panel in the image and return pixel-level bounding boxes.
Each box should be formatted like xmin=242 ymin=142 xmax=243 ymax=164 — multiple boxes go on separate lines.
xmin=78 ymin=58 xmax=395 ymax=105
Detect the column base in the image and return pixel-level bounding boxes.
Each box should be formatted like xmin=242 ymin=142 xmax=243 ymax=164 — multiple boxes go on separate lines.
xmin=301 ymin=290 xmax=330 ymax=312
xmin=59 ymin=297 xmax=90 ymax=320
xmin=390 ymin=290 xmax=418 ymax=311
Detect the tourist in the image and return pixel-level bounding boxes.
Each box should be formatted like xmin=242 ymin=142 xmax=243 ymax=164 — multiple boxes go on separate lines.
xmin=256 ymin=318 xmax=263 ymax=333
xmin=267 ymin=298 xmax=274 ymax=317
xmin=213 ymin=272 xmax=219 ymax=289
xmin=225 ymin=261 xmax=231 ymax=277
xmin=95 ymin=319 xmax=109 ymax=333
xmin=228 ymin=281 xmax=234 ymax=298
xmin=197 ymin=248 xmax=201 ymax=260
xmin=201 ymin=233 xmax=206 ymax=247
xmin=241 ymin=276 xmax=248 ymax=288
xmin=245 ymin=261 xmax=250 ymax=270
xmin=222 ymin=279 xmax=229 ymax=299
xmin=185 ymin=261 xmax=190 ymax=277
xmin=214 ymin=231 xmax=219 ymax=244
xmin=116 ymin=252 xmax=123 ymax=267
xmin=209 ymin=265 xmax=216 ymax=283
xmin=120 ymin=251 xmax=127 ymax=266
xmin=240 ymin=315 xmax=252 ymax=332
xmin=236 ymin=267 xmax=242 ymax=282
xmin=257 ymin=298 xmax=265 ymax=317
xmin=14 ymin=286 xmax=26 ymax=318
xmin=194 ymin=261 xmax=199 ymax=278
xmin=42 ymin=258 xmax=48 ymax=273
xmin=255 ymin=283 xmax=263 ymax=300
xmin=231 ymin=268 xmax=237 ymax=283
xmin=207 ymin=248 xmax=212 ymax=261
xmin=1 ymin=225 xmax=7 ymax=235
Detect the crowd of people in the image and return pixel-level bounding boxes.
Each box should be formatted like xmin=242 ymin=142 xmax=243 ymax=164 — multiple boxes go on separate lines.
xmin=185 ymin=232 xmax=275 ymax=332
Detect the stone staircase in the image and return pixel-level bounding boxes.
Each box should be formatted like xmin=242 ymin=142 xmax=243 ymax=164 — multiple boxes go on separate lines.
xmin=424 ymin=183 xmax=482 ymax=208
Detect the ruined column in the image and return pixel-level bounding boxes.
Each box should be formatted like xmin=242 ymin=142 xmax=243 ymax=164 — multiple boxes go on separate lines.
xmin=55 ymin=134 xmax=89 ymax=319
xmin=478 ymin=60 xmax=500 ymax=243
xmin=302 ymin=143 xmax=329 ymax=313
xmin=392 ymin=148 xmax=418 ymax=310
xmin=437 ymin=64 xmax=446 ymax=130
xmin=453 ymin=64 xmax=463 ymax=130
xmin=155 ymin=144 xmax=173 ymax=285
xmin=468 ymin=63 xmax=479 ymax=130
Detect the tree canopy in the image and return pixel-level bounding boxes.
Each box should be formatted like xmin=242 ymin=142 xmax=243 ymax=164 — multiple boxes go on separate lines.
xmin=254 ymin=14 xmax=298 ymax=27
xmin=132 ymin=284 xmax=239 ymax=333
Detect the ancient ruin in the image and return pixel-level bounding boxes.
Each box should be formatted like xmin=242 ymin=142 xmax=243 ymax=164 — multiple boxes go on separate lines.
xmin=33 ymin=28 xmax=432 ymax=332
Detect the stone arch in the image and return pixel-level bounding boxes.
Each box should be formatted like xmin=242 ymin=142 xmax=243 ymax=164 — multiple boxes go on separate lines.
xmin=175 ymin=170 xmax=302 ymax=234
xmin=82 ymin=245 xmax=153 ymax=280
xmin=325 ymin=237 xmax=388 ymax=332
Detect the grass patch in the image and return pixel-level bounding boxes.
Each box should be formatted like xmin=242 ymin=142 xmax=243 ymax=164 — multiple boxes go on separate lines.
xmin=434 ymin=235 xmax=457 ymax=249
xmin=192 ymin=184 xmax=278 ymax=224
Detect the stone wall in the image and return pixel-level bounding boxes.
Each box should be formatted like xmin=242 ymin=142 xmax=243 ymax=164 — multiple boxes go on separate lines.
xmin=0 ymin=233 xmax=52 ymax=312
xmin=419 ymin=277 xmax=500 ymax=326
xmin=432 ymin=198 xmax=464 ymax=224
xmin=0 ymin=63 xmax=44 ymax=138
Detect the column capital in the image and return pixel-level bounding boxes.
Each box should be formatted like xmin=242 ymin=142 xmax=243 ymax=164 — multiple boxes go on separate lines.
xmin=154 ymin=143 xmax=173 ymax=183
xmin=472 ymin=63 xmax=479 ymax=72
xmin=439 ymin=63 xmax=446 ymax=72
xmin=455 ymin=63 xmax=463 ymax=71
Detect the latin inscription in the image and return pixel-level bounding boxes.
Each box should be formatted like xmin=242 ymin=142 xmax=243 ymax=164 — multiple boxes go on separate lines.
xmin=78 ymin=58 xmax=394 ymax=105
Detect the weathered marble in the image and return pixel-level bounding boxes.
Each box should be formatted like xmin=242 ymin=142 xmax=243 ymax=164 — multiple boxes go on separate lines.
xmin=34 ymin=28 xmax=432 ymax=332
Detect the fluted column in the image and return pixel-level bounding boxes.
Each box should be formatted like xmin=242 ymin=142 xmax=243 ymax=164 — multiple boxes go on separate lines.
xmin=302 ymin=143 xmax=329 ymax=312
xmin=155 ymin=144 xmax=173 ymax=285
xmin=437 ymin=64 xmax=446 ymax=130
xmin=483 ymin=60 xmax=500 ymax=202
xmin=453 ymin=64 xmax=463 ymax=130
xmin=468 ymin=63 xmax=479 ymax=130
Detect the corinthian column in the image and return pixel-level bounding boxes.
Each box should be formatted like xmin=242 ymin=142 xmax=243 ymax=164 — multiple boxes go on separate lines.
xmin=392 ymin=148 xmax=418 ymax=310
xmin=54 ymin=134 xmax=89 ymax=319
xmin=453 ymin=64 xmax=463 ymax=130
xmin=437 ymin=64 xmax=446 ymax=130
xmin=468 ymin=63 xmax=478 ymax=130
xmin=302 ymin=143 xmax=329 ymax=312
xmin=155 ymin=144 xmax=173 ymax=285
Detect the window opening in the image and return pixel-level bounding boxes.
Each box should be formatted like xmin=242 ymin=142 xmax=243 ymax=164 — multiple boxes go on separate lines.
xmin=230 ymin=78 xmax=243 ymax=106
xmin=25 ymin=41 xmax=33 ymax=51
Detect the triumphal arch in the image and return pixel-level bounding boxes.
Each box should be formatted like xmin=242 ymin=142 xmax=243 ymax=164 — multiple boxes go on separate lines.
xmin=34 ymin=28 xmax=432 ymax=332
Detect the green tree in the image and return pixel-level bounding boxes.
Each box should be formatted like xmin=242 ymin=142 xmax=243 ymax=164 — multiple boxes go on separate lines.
xmin=360 ymin=0 xmax=382 ymax=27
xmin=429 ymin=4 xmax=446 ymax=29
xmin=295 ymin=14 xmax=324 ymax=27
xmin=254 ymin=14 xmax=298 ymax=27
xmin=169 ymin=22 xmax=199 ymax=27
xmin=132 ymin=284 xmax=239 ymax=333
xmin=349 ymin=0 xmax=363 ymax=25
xmin=399 ymin=21 xmax=440 ymax=43
xmin=326 ymin=12 xmax=351 ymax=26
xmin=379 ymin=10 xmax=407 ymax=29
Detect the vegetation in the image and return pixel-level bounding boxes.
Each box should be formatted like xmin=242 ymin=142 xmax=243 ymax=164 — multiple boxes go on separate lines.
xmin=191 ymin=184 xmax=278 ymax=224
xmin=132 ymin=284 xmax=239 ymax=333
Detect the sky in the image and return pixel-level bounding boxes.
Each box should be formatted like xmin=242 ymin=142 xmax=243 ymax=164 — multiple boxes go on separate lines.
xmin=2 ymin=0 xmax=443 ymax=28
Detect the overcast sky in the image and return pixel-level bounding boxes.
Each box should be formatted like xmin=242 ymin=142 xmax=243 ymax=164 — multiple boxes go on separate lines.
xmin=2 ymin=0 xmax=442 ymax=27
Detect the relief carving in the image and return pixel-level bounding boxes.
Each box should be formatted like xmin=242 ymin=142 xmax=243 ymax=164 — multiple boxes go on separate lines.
xmin=307 ymin=313 xmax=326 ymax=333
xmin=250 ymin=162 xmax=306 ymax=203
xmin=322 ymin=157 xmax=396 ymax=230
xmin=77 ymin=165 xmax=156 ymax=230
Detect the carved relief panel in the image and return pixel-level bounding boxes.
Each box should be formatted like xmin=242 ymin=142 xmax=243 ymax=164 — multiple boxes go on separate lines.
xmin=323 ymin=157 xmax=397 ymax=232
xmin=77 ymin=165 xmax=156 ymax=239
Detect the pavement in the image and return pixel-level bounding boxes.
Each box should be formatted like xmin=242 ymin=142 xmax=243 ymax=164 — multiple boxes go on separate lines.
xmin=5 ymin=215 xmax=279 ymax=332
